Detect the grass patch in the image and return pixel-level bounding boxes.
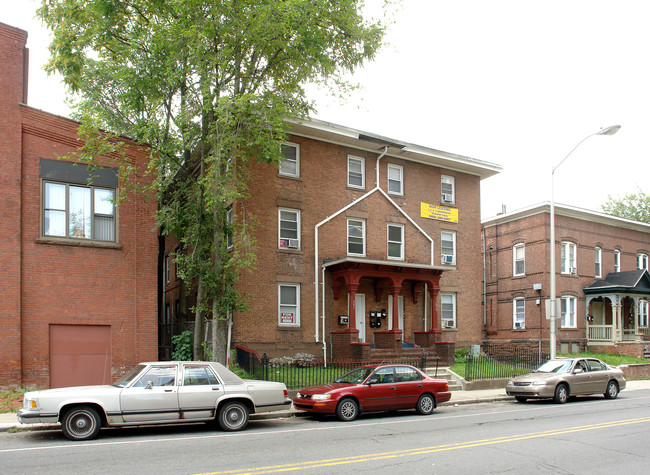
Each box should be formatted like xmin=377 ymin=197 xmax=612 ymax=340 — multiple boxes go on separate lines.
xmin=557 ymin=351 xmax=647 ymax=366
xmin=0 ymin=389 xmax=28 ymax=413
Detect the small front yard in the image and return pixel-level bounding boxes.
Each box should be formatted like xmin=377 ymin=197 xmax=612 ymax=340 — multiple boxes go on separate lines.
xmin=0 ymin=389 xmax=27 ymax=413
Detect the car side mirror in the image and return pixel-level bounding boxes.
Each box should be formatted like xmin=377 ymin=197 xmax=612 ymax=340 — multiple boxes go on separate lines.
xmin=573 ymin=368 xmax=583 ymax=374
xmin=145 ymin=381 xmax=154 ymax=389
xmin=367 ymin=378 xmax=378 ymax=385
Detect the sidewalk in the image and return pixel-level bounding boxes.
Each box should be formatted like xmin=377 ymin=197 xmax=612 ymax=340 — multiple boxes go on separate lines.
xmin=3 ymin=381 xmax=649 ymax=433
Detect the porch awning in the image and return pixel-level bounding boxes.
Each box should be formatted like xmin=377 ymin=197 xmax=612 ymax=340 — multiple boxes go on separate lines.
xmin=322 ymin=257 xmax=449 ymax=278
xmin=584 ymin=269 xmax=650 ymax=295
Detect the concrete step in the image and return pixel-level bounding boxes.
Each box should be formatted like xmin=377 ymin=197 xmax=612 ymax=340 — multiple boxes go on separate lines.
xmin=426 ymin=367 xmax=463 ymax=390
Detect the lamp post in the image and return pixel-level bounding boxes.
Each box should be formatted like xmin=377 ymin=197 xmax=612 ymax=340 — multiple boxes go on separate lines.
xmin=549 ymin=125 xmax=620 ymax=359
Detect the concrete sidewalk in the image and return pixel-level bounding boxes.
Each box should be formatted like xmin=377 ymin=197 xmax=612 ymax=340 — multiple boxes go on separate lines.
xmin=3 ymin=381 xmax=649 ymax=433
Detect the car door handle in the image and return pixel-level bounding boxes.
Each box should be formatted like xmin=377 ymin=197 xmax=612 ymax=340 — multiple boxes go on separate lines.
xmin=164 ymin=389 xmax=173 ymax=392
xmin=390 ymin=387 xmax=396 ymax=390
xmin=417 ymin=385 xmax=423 ymax=388
xmin=211 ymin=387 xmax=220 ymax=391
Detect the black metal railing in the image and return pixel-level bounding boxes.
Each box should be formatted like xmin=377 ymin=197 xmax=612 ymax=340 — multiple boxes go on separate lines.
xmin=236 ymin=345 xmax=439 ymax=389
xmin=465 ymin=344 xmax=548 ymax=381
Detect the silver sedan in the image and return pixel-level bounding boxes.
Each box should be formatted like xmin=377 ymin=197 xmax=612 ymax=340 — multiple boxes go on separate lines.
xmin=18 ymin=361 xmax=291 ymax=440
xmin=506 ymin=357 xmax=626 ymax=404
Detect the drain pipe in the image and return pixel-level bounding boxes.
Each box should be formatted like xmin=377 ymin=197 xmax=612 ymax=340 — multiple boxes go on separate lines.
xmin=314 ymin=146 xmax=389 ymax=361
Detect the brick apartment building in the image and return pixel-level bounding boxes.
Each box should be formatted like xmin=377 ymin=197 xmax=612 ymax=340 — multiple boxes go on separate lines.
xmin=483 ymin=203 xmax=650 ymax=358
xmin=0 ymin=22 xmax=158 ymax=389
xmin=163 ymin=119 xmax=502 ymax=363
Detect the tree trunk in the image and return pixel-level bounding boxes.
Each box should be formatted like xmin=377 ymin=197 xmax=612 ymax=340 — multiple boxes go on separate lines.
xmin=193 ymin=279 xmax=205 ymax=360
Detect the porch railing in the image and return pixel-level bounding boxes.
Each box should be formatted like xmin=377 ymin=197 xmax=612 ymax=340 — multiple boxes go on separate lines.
xmin=587 ymin=325 xmax=613 ymax=342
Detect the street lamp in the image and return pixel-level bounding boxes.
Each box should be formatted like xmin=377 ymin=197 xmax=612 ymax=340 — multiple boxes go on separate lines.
xmin=549 ymin=125 xmax=620 ymax=359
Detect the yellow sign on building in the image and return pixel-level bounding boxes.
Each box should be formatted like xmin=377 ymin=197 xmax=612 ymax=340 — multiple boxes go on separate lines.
xmin=420 ymin=202 xmax=459 ymax=223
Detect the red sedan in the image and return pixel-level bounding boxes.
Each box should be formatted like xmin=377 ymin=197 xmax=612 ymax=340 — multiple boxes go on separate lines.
xmin=293 ymin=364 xmax=451 ymax=421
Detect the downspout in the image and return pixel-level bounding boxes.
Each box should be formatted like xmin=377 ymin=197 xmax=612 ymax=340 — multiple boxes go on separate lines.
xmin=314 ymin=147 xmax=389 ymax=356
xmin=482 ymin=228 xmax=487 ymax=327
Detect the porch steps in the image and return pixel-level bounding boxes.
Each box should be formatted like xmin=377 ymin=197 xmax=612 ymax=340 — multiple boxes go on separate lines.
xmin=426 ymin=367 xmax=463 ymax=391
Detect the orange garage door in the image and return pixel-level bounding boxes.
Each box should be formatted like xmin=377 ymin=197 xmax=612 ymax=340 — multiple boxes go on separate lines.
xmin=49 ymin=324 xmax=112 ymax=388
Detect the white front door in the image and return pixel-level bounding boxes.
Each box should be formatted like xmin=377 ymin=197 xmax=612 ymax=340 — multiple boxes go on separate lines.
xmin=355 ymin=293 xmax=366 ymax=342
xmin=388 ymin=295 xmax=404 ymax=340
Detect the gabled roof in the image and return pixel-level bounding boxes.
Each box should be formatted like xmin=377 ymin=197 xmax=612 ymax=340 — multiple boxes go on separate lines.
xmin=584 ymin=269 xmax=650 ymax=295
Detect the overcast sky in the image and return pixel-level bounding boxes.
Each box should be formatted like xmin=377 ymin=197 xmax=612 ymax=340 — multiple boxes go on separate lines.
xmin=4 ymin=0 xmax=648 ymax=219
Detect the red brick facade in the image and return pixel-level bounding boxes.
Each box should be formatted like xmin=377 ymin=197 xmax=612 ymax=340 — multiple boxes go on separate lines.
xmin=483 ymin=203 xmax=650 ymax=355
xmin=163 ymin=121 xmax=500 ymax=360
xmin=0 ymin=23 xmax=158 ymax=389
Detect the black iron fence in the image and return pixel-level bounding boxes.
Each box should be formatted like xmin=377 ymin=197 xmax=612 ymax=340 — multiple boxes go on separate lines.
xmin=464 ymin=343 xmax=549 ymax=381
xmin=236 ymin=345 xmax=439 ymax=390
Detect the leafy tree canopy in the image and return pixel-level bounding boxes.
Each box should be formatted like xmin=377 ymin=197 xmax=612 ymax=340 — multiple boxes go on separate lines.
xmin=601 ymin=190 xmax=650 ymax=224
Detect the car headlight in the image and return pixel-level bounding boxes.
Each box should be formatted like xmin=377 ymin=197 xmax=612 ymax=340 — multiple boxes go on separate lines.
xmin=24 ymin=399 xmax=38 ymax=410
xmin=506 ymin=380 xmax=513 ymax=386
xmin=311 ymin=394 xmax=331 ymax=400
xmin=531 ymin=380 xmax=548 ymax=386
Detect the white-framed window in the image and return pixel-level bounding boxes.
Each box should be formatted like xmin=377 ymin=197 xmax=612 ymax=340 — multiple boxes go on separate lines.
xmin=387 ymin=164 xmax=403 ymax=195
xmin=279 ymin=142 xmax=300 ymax=177
xmin=164 ymin=254 xmax=170 ymax=283
xmin=614 ymin=250 xmax=621 ymax=273
xmin=637 ymin=253 xmax=648 ymax=271
xmin=595 ymin=247 xmax=602 ymax=278
xmin=347 ymin=218 xmax=366 ymax=256
xmin=639 ymin=299 xmax=649 ymax=328
xmin=441 ymin=293 xmax=456 ymax=328
xmin=441 ymin=230 xmax=456 ymax=265
xmin=226 ymin=207 xmax=233 ymax=248
xmin=278 ymin=208 xmax=300 ymax=249
xmin=278 ymin=283 xmax=300 ymax=327
xmin=43 ymin=181 xmax=116 ymax=242
xmin=387 ymin=223 xmax=404 ymax=260
xmin=347 ymin=156 xmax=365 ymax=189
xmin=560 ymin=242 xmax=577 ymax=274
xmin=441 ymin=175 xmax=455 ymax=204
xmin=513 ymin=298 xmax=525 ymax=329
xmin=513 ymin=244 xmax=525 ymax=276
xmin=561 ymin=296 xmax=577 ymax=328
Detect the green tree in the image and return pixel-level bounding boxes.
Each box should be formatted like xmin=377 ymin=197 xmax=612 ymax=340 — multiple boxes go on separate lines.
xmin=38 ymin=0 xmax=386 ymax=362
xmin=602 ymin=190 xmax=650 ymax=224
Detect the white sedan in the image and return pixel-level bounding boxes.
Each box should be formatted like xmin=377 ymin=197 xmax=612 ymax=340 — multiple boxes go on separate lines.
xmin=18 ymin=361 xmax=291 ymax=440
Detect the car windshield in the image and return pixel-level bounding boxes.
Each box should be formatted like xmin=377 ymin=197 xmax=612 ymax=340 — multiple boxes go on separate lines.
xmin=335 ymin=367 xmax=373 ymax=384
xmin=113 ymin=364 xmax=146 ymax=388
xmin=534 ymin=360 xmax=572 ymax=374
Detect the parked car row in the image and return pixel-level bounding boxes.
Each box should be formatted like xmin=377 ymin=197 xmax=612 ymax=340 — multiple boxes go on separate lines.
xmin=18 ymin=357 xmax=625 ymax=441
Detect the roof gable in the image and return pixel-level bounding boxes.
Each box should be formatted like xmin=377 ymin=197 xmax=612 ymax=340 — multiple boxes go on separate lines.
xmin=584 ymin=269 xmax=650 ymax=294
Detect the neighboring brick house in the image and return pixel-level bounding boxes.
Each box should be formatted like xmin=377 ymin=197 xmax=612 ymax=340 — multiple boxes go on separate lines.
xmin=483 ymin=203 xmax=650 ymax=358
xmin=0 ymin=22 xmax=158 ymax=389
xmin=163 ymin=119 xmax=501 ymax=363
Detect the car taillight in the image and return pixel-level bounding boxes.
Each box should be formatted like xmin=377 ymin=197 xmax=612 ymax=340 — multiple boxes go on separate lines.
xmin=284 ymin=389 xmax=288 ymax=397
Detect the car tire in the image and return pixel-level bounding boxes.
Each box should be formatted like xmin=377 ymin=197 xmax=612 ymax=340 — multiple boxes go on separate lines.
xmin=336 ymin=398 xmax=359 ymax=422
xmin=604 ymin=380 xmax=619 ymax=399
xmin=61 ymin=406 xmax=102 ymax=441
xmin=553 ymin=384 xmax=569 ymax=404
xmin=515 ymin=396 xmax=528 ymax=403
xmin=416 ymin=394 xmax=436 ymax=415
xmin=218 ymin=401 xmax=249 ymax=431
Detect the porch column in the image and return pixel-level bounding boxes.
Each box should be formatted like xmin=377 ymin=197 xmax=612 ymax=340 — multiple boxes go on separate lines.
xmin=427 ymin=282 xmax=441 ymax=332
xmin=390 ymin=284 xmax=402 ymax=330
xmin=613 ymin=297 xmax=621 ymax=342
xmin=347 ymin=282 xmax=359 ymax=330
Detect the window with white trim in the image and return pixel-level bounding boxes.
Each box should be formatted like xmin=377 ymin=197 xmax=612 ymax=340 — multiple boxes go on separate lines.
xmin=347 ymin=156 xmax=365 ymax=189
xmin=560 ymin=242 xmax=577 ymax=274
xmin=441 ymin=175 xmax=455 ymax=204
xmin=164 ymin=254 xmax=170 ymax=283
xmin=639 ymin=299 xmax=649 ymax=328
xmin=513 ymin=244 xmax=525 ymax=276
xmin=561 ymin=296 xmax=577 ymax=328
xmin=387 ymin=223 xmax=404 ymax=260
xmin=387 ymin=164 xmax=403 ymax=195
xmin=347 ymin=218 xmax=365 ymax=256
xmin=441 ymin=231 xmax=456 ymax=265
xmin=637 ymin=253 xmax=648 ymax=271
xmin=441 ymin=293 xmax=456 ymax=328
xmin=614 ymin=250 xmax=621 ymax=273
xmin=226 ymin=207 xmax=233 ymax=248
xmin=278 ymin=208 xmax=300 ymax=249
xmin=513 ymin=298 xmax=525 ymax=329
xmin=279 ymin=143 xmax=299 ymax=177
xmin=278 ymin=283 xmax=300 ymax=326
xmin=595 ymin=247 xmax=602 ymax=278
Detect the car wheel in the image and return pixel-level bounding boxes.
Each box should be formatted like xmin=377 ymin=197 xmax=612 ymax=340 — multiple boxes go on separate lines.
xmin=416 ymin=394 xmax=436 ymax=415
xmin=336 ymin=398 xmax=359 ymax=422
xmin=61 ymin=406 xmax=101 ymax=441
xmin=218 ymin=401 xmax=249 ymax=431
xmin=553 ymin=384 xmax=569 ymax=404
xmin=515 ymin=396 xmax=528 ymax=403
xmin=604 ymin=380 xmax=619 ymax=399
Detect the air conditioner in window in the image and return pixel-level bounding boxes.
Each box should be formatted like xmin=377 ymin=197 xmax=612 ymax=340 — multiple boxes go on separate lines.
xmin=445 ymin=321 xmax=455 ymax=328
xmin=442 ymin=254 xmax=454 ymax=264
xmin=570 ymin=267 xmax=577 ymax=275
xmin=287 ymin=239 xmax=300 ymax=249
xmin=515 ymin=322 xmax=524 ymax=329
xmin=442 ymin=193 xmax=453 ymax=203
